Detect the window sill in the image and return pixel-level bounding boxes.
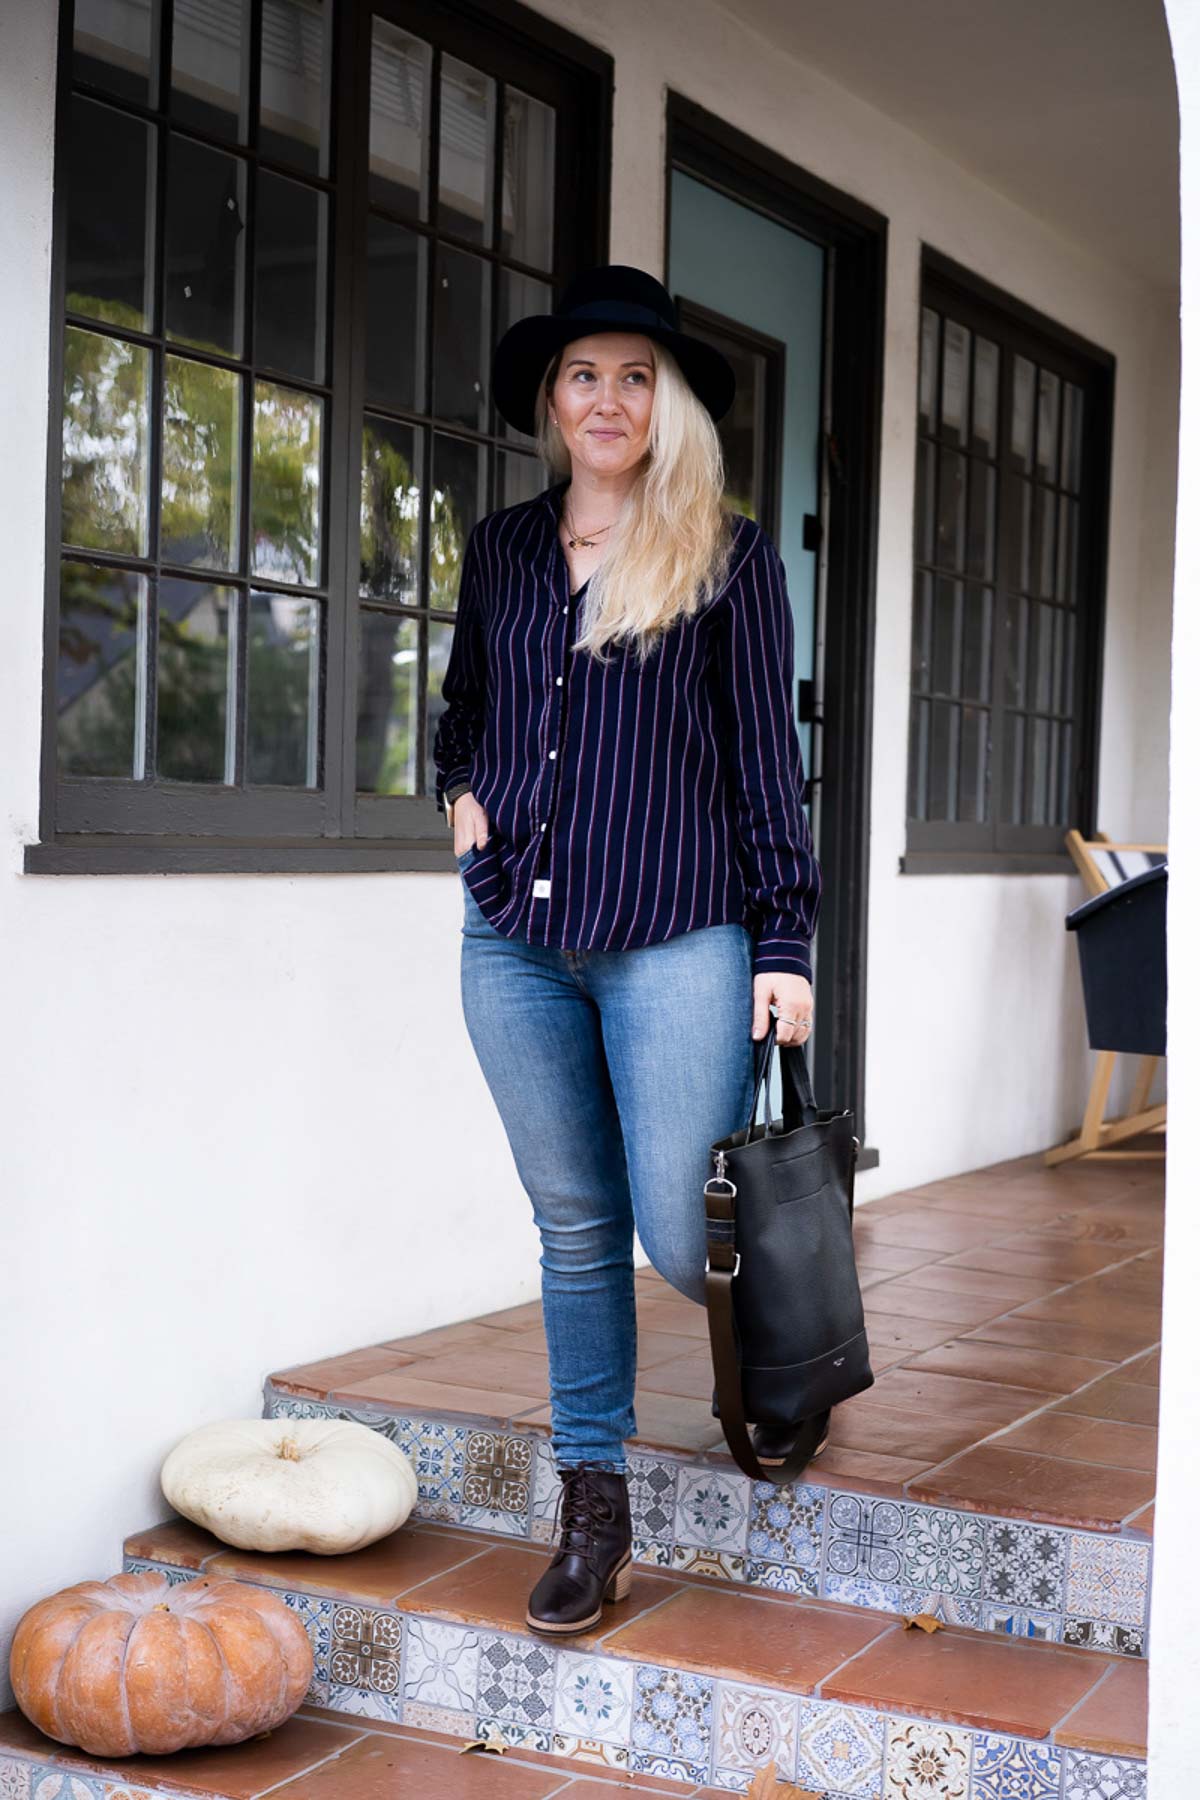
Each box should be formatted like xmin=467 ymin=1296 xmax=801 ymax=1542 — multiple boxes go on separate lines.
xmin=23 ymin=837 xmax=458 ymax=875
xmin=899 ymin=850 xmax=1076 ymax=876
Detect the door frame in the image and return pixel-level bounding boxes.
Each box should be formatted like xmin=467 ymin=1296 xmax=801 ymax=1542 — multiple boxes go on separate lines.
xmin=664 ymin=94 xmax=887 ymax=1161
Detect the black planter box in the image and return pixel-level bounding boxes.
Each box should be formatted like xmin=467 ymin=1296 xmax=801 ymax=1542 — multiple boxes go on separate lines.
xmin=1065 ymin=863 xmax=1167 ymax=1057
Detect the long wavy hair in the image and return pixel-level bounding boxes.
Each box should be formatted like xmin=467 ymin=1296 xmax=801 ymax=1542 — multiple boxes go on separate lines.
xmin=533 ymin=338 xmax=737 ymax=666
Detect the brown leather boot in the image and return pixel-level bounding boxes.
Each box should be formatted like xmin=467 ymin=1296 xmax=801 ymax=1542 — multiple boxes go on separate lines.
xmin=525 ymin=1463 xmax=633 ymax=1636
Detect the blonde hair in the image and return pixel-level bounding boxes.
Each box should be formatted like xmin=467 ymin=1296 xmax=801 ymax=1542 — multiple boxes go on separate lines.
xmin=534 ymin=338 xmax=736 ymax=665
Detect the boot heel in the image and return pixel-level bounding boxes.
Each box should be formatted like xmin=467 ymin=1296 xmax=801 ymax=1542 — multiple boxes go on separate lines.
xmin=605 ymin=1555 xmax=633 ymax=1603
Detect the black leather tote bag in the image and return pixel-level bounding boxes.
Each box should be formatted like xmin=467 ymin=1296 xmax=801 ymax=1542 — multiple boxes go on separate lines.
xmin=703 ymin=1014 xmax=874 ymax=1484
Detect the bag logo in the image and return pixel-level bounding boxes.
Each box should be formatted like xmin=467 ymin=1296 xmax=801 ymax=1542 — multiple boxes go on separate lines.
xmin=833 ymin=1357 xmax=845 ymax=1367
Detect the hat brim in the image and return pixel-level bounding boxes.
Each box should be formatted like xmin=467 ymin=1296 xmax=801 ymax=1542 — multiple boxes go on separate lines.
xmin=491 ymin=312 xmax=737 ymax=438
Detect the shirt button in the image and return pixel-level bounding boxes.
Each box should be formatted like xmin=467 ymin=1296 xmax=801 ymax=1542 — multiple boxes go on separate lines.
xmin=549 ymin=750 xmax=557 ymax=759
xmin=540 ymin=822 xmax=547 ymax=831
xmin=555 ymin=676 xmax=563 ymax=686
xmin=561 ymin=604 xmax=567 ymax=614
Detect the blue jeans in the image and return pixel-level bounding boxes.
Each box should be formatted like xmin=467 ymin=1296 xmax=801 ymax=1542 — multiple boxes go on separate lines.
xmin=457 ymin=846 xmax=756 ymax=1472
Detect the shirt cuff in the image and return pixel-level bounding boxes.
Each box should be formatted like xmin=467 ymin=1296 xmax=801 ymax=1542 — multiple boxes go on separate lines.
xmin=435 ymin=776 xmax=473 ymax=817
xmin=751 ymin=938 xmax=814 ymax=984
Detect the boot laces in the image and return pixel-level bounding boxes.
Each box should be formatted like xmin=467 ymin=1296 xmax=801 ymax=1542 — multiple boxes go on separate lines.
xmin=552 ymin=1463 xmax=616 ymax=1558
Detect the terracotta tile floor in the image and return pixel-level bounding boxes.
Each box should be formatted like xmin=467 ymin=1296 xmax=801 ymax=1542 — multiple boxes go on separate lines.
xmin=274 ymin=1137 xmax=1164 ymax=1534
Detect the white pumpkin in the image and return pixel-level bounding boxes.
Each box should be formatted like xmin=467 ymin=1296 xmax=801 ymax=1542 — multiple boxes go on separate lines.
xmin=160 ymin=1418 xmax=418 ymax=1554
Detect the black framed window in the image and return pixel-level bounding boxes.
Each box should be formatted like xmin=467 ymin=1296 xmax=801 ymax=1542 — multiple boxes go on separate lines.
xmin=903 ymin=254 xmax=1113 ymax=874
xmin=32 ymin=0 xmax=610 ymax=872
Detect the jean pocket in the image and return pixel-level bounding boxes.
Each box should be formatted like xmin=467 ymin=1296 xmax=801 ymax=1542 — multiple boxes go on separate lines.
xmin=455 ymin=843 xmax=479 ymax=868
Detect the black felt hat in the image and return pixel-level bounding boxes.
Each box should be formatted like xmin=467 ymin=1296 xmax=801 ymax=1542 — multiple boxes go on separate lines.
xmin=491 ymin=263 xmax=737 ymax=438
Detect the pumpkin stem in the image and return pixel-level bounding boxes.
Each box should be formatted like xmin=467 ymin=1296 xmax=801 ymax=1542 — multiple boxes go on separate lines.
xmin=277 ymin=1437 xmax=302 ymax=1461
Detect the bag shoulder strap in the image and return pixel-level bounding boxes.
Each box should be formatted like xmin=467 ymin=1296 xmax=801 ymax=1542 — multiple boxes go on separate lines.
xmin=704 ymin=1249 xmax=828 ymax=1485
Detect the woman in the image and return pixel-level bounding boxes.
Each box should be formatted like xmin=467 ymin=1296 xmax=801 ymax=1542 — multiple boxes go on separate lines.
xmin=433 ymin=264 xmax=822 ymax=1637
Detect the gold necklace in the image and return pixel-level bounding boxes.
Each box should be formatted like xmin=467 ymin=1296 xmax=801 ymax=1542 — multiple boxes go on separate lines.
xmin=564 ymin=501 xmax=618 ymax=549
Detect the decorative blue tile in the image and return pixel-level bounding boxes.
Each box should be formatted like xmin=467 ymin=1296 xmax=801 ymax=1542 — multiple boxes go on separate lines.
xmin=823 ymin=1571 xmax=905 ymax=1613
xmin=903 ymin=1505 xmax=985 ymax=1598
xmin=747 ymin=1480 xmax=825 ymax=1578
xmin=402 ymin=1617 xmax=480 ymax=1713
xmin=970 ymin=1734 xmax=1062 ymax=1798
xmin=391 ymin=1416 xmax=467 ymax=1522
xmin=826 ymin=1493 xmax=905 ymax=1585
xmin=982 ymin=1604 xmax=1059 ymax=1642
xmin=265 ymin=1392 xmax=333 ymax=1420
xmin=674 ymin=1467 xmax=750 ymax=1555
xmin=630 ymin=1663 xmax=713 ymax=1784
xmin=328 ymin=1602 xmax=404 ymax=1720
xmin=553 ymin=1651 xmax=634 ymax=1746
xmin=884 ymin=1717 xmax=972 ymax=1797
xmin=1064 ymin=1538 xmax=1148 ymax=1627
xmin=715 ymin=1681 xmax=798 ymax=1784
xmin=476 ymin=1633 xmax=557 ymax=1738
xmin=984 ymin=1521 xmax=1068 ymax=1613
xmin=29 ymin=1771 xmax=106 ymax=1799
xmin=530 ymin=1436 xmax=560 ymax=1543
xmin=747 ymin=1558 xmax=818 ymax=1596
xmin=461 ymin=1430 xmax=534 ymax=1535
xmin=1062 ymin=1750 xmax=1147 ymax=1799
xmin=121 ymin=1557 xmax=204 ymax=1587
xmin=795 ymin=1699 xmax=885 ymax=1795
xmin=0 ymin=1758 xmax=32 ymax=1800
xmin=629 ymin=1454 xmax=679 ymax=1555
xmin=281 ymin=1589 xmax=337 ymax=1705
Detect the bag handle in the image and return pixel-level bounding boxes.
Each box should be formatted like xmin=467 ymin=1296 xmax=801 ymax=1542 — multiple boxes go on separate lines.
xmin=705 ymin=1013 xmax=828 ymax=1485
xmin=747 ymin=1009 xmax=820 ymax=1135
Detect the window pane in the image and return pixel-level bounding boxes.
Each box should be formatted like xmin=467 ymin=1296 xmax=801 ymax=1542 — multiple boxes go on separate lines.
xmin=74 ymin=0 xmax=157 ymax=104
xmin=365 ymin=216 xmax=426 ymax=412
xmin=914 ymin=439 xmax=935 ymax=565
xmin=439 ymin=53 xmax=494 ymax=244
xmin=908 ymin=695 xmax=929 ymax=820
xmin=961 ymin=586 xmax=993 ymax=702
xmin=370 ymin=18 xmax=430 ymax=220
xmin=1001 ymin=708 xmax=1025 ymax=823
xmin=361 ymin=418 xmax=422 ymax=603
xmin=911 ymin=571 xmax=932 ymax=694
xmin=1010 ymin=355 xmax=1035 ymax=472
xmin=57 ymin=561 xmax=148 ymax=777
xmin=932 ymin=576 xmax=961 ymax=696
xmin=940 ymin=319 xmax=969 ymax=446
xmin=501 ymin=86 xmax=554 ymax=269
xmin=1062 ymin=382 xmax=1084 ymax=493
xmin=498 ymin=450 xmax=545 ymax=509
xmin=157 ymin=577 xmax=235 ymax=781
xmin=165 ymin=136 xmax=247 ymax=357
xmin=1031 ymin=601 xmax=1055 ymax=713
xmin=1059 ymin=721 xmax=1075 ymax=824
xmin=434 ymin=244 xmax=490 ymax=429
xmin=247 ymin=592 xmax=320 ymax=784
xmin=1056 ymin=495 xmax=1079 ymax=604
xmin=171 ymin=0 xmax=250 ymax=143
xmin=356 ymin=610 xmax=418 ymax=793
xmin=161 ymin=355 xmax=241 ymax=571
xmin=1004 ymin=476 xmax=1033 ymax=596
xmin=1030 ymin=715 xmax=1053 ymax=825
xmin=935 ymin=449 xmax=966 ymax=571
xmin=927 ymin=699 xmax=957 ymax=821
xmin=971 ymin=337 xmax=999 ymax=456
xmin=430 ymin=435 xmax=486 ymax=609
xmin=1003 ymin=594 xmax=1028 ymax=708
xmin=497 ymin=269 xmax=551 ymax=442
xmin=255 ymin=171 xmax=328 ymax=381
xmin=260 ymin=0 xmax=330 ymax=176
xmin=1034 ymin=484 xmax=1056 ymax=599
xmin=67 ymin=97 xmax=155 ymax=332
xmin=251 ymin=381 xmax=323 ymax=586
xmin=918 ymin=307 xmax=939 ymax=433
xmin=1061 ymin=611 xmax=1077 ymax=716
xmin=958 ymin=704 xmax=988 ymax=823
xmin=1036 ymin=367 xmax=1061 ymax=483
xmin=62 ymin=326 xmax=151 ymax=556
xmin=965 ymin=461 xmax=995 ymax=581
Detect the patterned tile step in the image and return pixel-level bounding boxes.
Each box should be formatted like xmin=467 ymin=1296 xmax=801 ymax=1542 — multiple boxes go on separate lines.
xmin=262 ymin=1385 xmax=1153 ymax=1657
xmin=111 ymin=1526 xmax=1146 ymax=1796
xmin=0 ymin=1705 xmax=722 ymax=1798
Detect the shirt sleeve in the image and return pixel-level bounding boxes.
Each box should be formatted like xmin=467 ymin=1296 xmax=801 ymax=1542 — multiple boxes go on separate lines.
xmin=711 ymin=527 xmax=823 ymax=982
xmin=432 ymin=526 xmax=487 ymax=817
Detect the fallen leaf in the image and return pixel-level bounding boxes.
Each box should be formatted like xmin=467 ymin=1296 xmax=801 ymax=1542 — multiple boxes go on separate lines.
xmin=903 ymin=1612 xmax=946 ymax=1633
xmin=745 ymin=1760 xmax=821 ymax=1798
xmin=458 ymin=1733 xmax=508 ymax=1756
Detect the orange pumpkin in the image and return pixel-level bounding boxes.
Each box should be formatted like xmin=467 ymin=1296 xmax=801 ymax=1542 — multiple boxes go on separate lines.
xmin=9 ymin=1568 xmax=313 ymax=1756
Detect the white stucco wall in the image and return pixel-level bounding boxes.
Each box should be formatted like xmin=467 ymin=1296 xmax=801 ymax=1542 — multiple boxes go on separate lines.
xmin=1152 ymin=7 xmax=1195 ymax=1792
xmin=0 ymin=0 xmax=1176 ymax=1707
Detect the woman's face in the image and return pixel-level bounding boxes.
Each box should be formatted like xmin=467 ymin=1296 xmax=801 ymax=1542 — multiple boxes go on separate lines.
xmin=548 ymin=332 xmax=656 ymax=481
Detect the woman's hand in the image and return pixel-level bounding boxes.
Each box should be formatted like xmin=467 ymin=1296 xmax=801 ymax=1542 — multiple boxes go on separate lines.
xmin=752 ymin=972 xmax=814 ymax=1045
xmin=450 ymin=791 xmax=490 ymax=855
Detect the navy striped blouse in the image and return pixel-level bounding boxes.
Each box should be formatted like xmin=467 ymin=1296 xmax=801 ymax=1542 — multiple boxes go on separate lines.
xmin=433 ymin=477 xmax=822 ymax=982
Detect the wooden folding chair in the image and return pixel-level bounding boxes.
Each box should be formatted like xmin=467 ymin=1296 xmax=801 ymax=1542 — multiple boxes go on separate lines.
xmin=1045 ymin=830 xmax=1168 ymax=1164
